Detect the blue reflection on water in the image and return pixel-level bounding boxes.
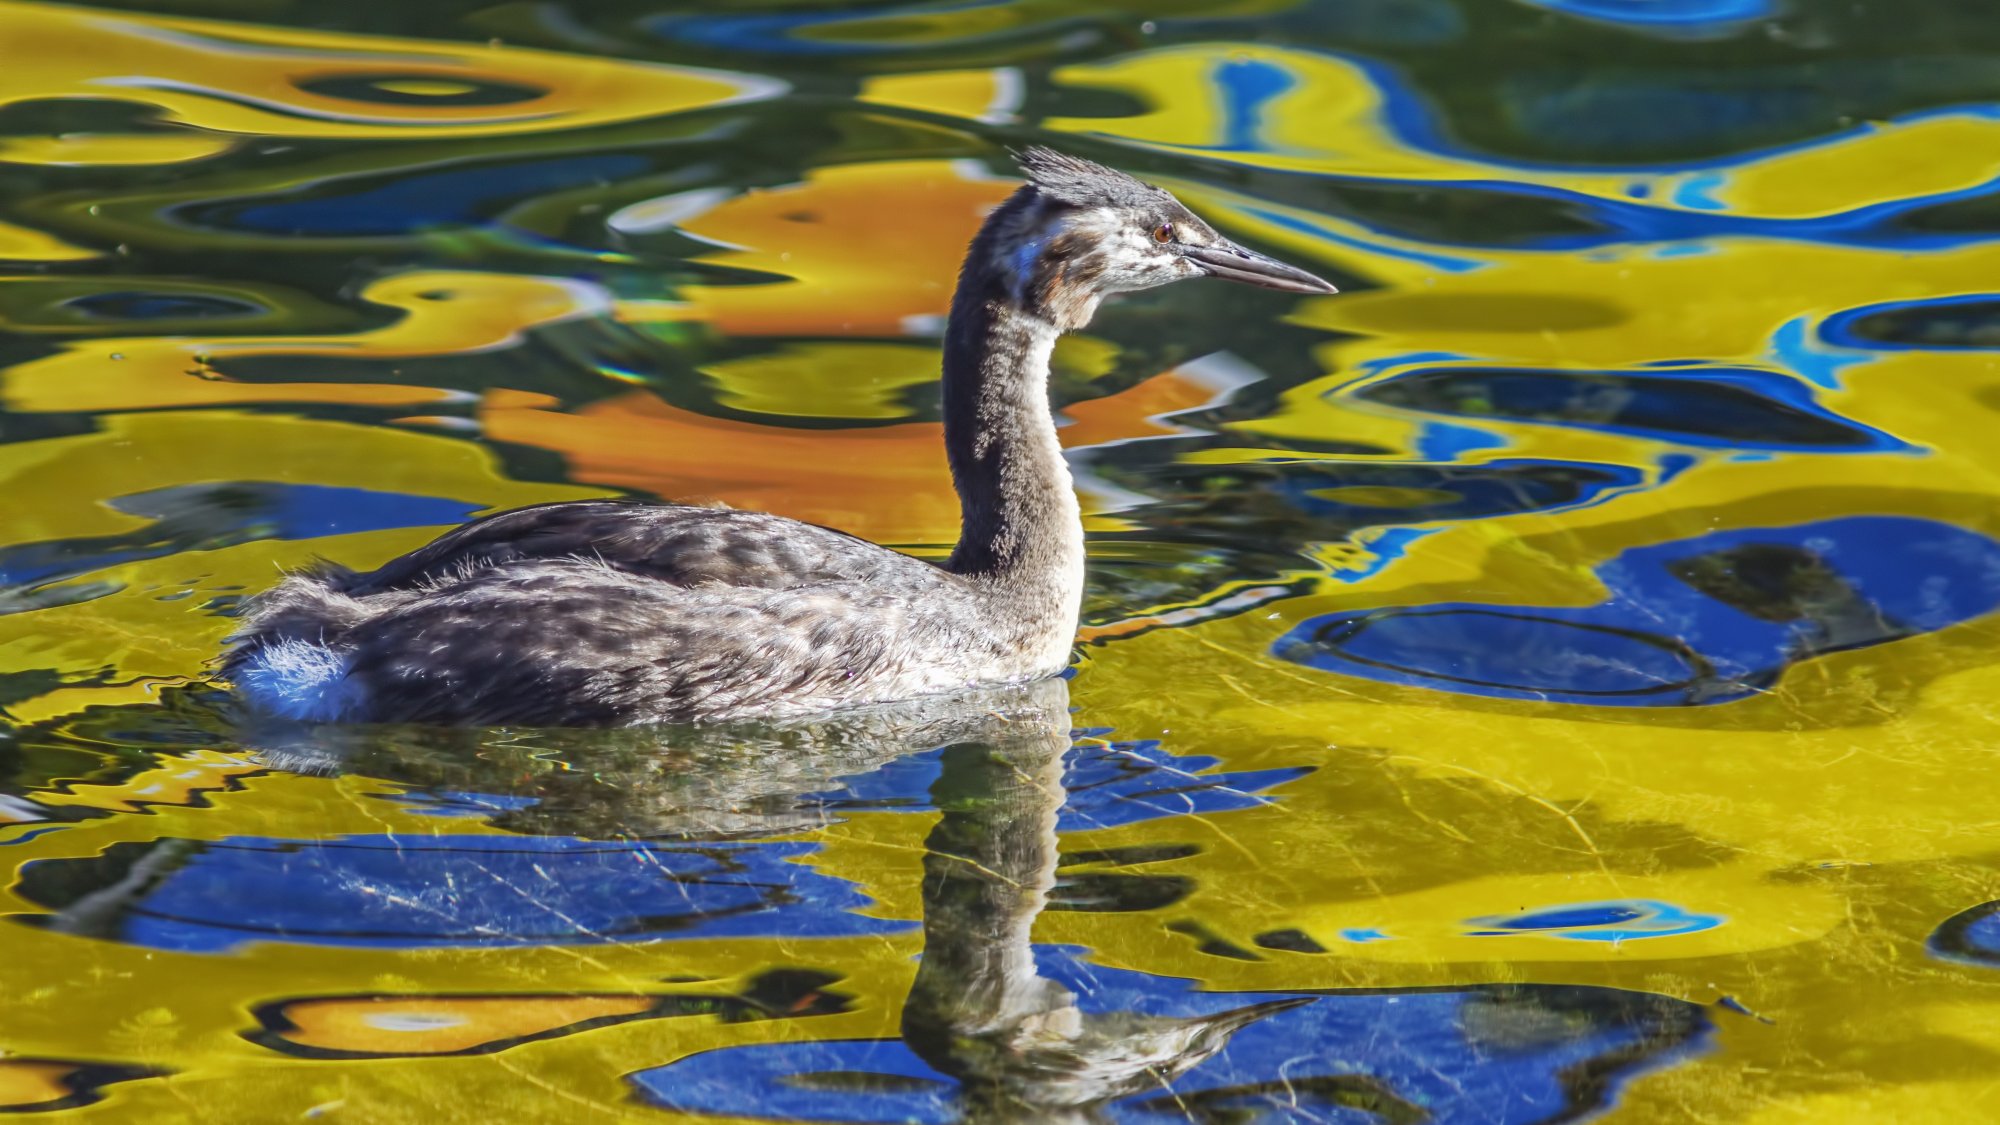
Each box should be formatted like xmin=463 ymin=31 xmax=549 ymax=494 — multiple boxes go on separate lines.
xmin=1929 ymin=900 xmax=2000 ymax=968
xmin=17 ymin=834 xmax=907 ymax=952
xmin=1276 ymin=516 xmax=2000 ymax=706
xmin=647 ymin=0 xmax=1134 ymax=55
xmin=1468 ymin=900 xmax=1724 ymax=941
xmin=0 ymin=483 xmax=481 ymax=590
xmin=189 ymin=155 xmax=650 ymax=237
xmin=1215 ymin=58 xmax=1295 ymax=153
xmin=27 ymin=734 xmax=1309 ymax=954
xmin=1821 ymin=293 xmax=2000 ymax=352
xmin=631 ymin=947 xmax=1712 ymax=1124
xmin=1769 ymin=316 xmax=1873 ymax=390
xmin=106 ymin=483 xmax=483 ymax=542
xmin=1516 ymin=0 xmax=1773 ymax=33
xmin=1413 ymin=421 xmax=1512 ymax=460
xmin=803 ymin=738 xmax=1310 ymax=831
xmin=1670 ymin=172 xmax=1728 ymax=210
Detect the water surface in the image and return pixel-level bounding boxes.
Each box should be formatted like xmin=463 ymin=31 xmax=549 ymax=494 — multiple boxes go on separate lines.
xmin=4 ymin=0 xmax=2000 ymax=1121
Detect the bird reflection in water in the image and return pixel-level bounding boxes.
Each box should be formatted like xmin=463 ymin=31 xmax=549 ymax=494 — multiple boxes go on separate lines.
xmin=11 ymin=679 xmax=1263 ymax=953
xmin=898 ymin=681 xmax=1304 ymax=1123
xmin=185 ymin=683 xmax=1292 ymax=1114
xmin=245 ymin=681 xmax=1076 ymax=841
xmin=10 ymin=687 xmax=1708 ymax=1120
xmin=293 ymin=680 xmax=1298 ymax=1117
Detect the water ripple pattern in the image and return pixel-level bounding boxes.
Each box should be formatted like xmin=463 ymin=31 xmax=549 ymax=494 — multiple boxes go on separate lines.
xmin=3 ymin=0 xmax=2000 ymax=1121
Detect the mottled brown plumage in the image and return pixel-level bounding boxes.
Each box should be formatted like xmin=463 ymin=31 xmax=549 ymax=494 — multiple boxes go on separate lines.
xmin=221 ymin=149 xmax=1336 ymax=726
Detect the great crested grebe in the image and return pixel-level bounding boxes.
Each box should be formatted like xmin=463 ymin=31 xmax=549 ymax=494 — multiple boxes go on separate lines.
xmin=222 ymin=149 xmax=1337 ymax=727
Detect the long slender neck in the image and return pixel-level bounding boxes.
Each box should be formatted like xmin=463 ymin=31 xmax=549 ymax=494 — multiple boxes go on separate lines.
xmin=940 ymin=205 xmax=1084 ymax=618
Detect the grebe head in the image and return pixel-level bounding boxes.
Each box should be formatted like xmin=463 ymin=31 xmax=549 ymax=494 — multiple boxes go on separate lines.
xmin=990 ymin=147 xmax=1337 ymax=330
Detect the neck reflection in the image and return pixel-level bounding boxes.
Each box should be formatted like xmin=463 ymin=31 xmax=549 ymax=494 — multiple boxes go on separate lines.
xmin=902 ymin=679 xmax=1300 ymax=1123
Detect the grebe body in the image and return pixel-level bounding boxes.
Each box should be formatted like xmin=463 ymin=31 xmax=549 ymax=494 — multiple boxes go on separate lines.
xmin=222 ymin=150 xmax=1336 ymax=726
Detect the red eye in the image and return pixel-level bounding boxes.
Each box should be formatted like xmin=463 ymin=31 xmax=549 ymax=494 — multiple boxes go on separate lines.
xmin=1152 ymin=222 xmax=1175 ymax=244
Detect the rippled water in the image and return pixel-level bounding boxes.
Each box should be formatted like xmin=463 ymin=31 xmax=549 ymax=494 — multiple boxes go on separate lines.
xmin=5 ymin=1 xmax=2000 ymax=1121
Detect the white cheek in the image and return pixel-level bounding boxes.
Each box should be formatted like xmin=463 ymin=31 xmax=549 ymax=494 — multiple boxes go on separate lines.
xmin=1111 ymin=232 xmax=1178 ymax=288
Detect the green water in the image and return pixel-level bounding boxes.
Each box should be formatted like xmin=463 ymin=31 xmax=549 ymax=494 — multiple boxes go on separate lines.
xmin=4 ymin=0 xmax=2000 ymax=1121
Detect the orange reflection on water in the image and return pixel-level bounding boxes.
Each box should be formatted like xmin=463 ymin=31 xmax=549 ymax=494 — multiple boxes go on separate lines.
xmin=485 ymin=364 xmax=1246 ymax=545
xmin=255 ymin=994 xmax=658 ymax=1058
xmin=620 ymin=160 xmax=1016 ymax=337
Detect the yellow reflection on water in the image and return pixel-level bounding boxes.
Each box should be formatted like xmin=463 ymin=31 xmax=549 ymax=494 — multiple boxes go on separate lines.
xmin=0 ymin=0 xmax=776 ymax=148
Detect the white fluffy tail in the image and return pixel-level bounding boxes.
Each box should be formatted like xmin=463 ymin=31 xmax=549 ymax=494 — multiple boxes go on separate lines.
xmin=230 ymin=638 xmax=360 ymax=722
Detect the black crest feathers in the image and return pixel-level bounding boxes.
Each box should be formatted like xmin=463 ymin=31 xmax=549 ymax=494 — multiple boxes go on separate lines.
xmin=1015 ymin=146 xmax=1168 ymax=208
